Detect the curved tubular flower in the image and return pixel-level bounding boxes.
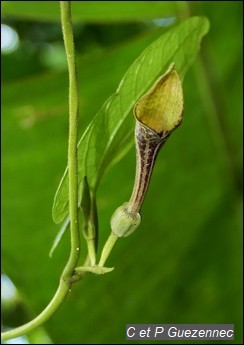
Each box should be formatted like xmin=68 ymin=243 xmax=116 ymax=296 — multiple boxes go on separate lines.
xmin=111 ymin=63 xmax=184 ymax=237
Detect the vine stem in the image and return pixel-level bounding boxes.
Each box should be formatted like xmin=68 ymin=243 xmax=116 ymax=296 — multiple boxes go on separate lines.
xmin=1 ymin=2 xmax=81 ymax=341
xmin=61 ymin=0 xmax=80 ymax=277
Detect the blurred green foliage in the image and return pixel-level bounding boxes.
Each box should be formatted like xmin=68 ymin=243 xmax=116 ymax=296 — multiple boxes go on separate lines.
xmin=1 ymin=1 xmax=242 ymax=344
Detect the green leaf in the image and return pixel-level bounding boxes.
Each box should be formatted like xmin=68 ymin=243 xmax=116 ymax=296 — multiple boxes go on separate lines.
xmin=2 ymin=1 xmax=177 ymax=23
xmin=49 ymin=216 xmax=70 ymax=258
xmin=52 ymin=16 xmax=210 ymax=224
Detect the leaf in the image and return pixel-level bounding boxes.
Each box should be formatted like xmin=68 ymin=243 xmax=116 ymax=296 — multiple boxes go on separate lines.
xmin=49 ymin=216 xmax=70 ymax=258
xmin=50 ymin=176 xmax=92 ymax=257
xmin=52 ymin=16 xmax=210 ymax=224
xmin=2 ymin=1 xmax=178 ymax=23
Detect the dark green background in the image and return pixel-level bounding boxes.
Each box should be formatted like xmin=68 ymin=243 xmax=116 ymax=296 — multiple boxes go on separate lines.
xmin=2 ymin=1 xmax=242 ymax=344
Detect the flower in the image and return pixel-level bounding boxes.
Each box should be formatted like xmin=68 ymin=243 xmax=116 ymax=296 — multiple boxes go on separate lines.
xmin=134 ymin=63 xmax=183 ymax=135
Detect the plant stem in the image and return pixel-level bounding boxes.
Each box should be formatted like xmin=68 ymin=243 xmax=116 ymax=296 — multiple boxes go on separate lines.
xmin=1 ymin=2 xmax=80 ymax=341
xmin=87 ymin=238 xmax=96 ymax=266
xmin=61 ymin=0 xmax=80 ymax=279
xmin=1 ymin=282 xmax=71 ymax=341
xmin=98 ymin=232 xmax=118 ymax=267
